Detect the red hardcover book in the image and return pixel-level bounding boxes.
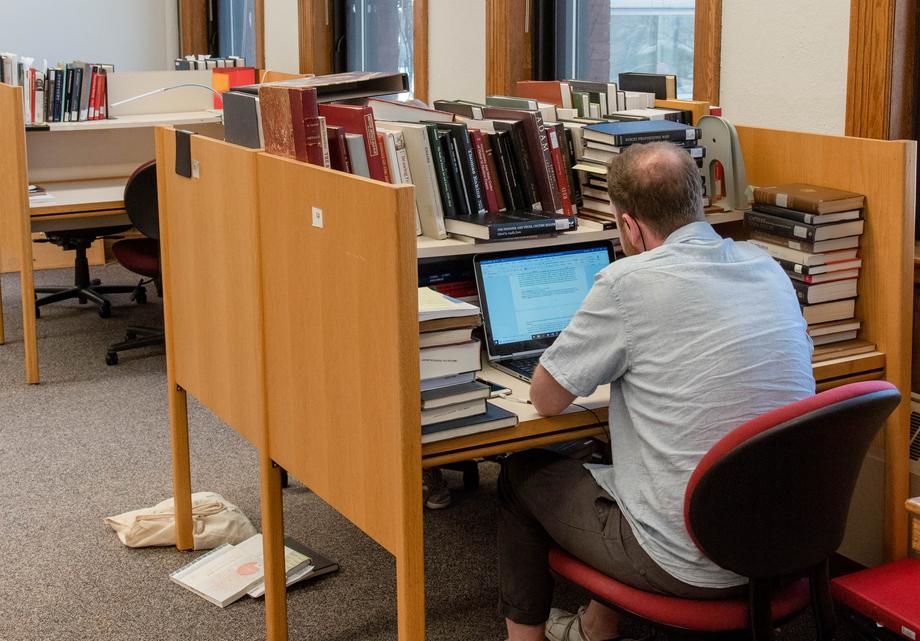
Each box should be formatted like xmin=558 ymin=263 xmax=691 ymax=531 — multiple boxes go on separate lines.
xmin=469 ymin=129 xmax=499 ymax=213
xmin=376 ymin=132 xmax=393 ymax=182
xmin=288 ymin=87 xmax=319 ymax=163
xmin=515 ymin=80 xmax=567 ymax=107
xmin=481 ymin=106 xmax=563 ymax=214
xmin=546 ymin=126 xmax=573 ymax=215
xmin=318 ymin=103 xmax=386 ymax=182
xmin=98 ymin=71 xmax=108 ymax=119
xmin=87 ymin=67 xmax=98 ymax=120
xmin=482 ymin=133 xmax=507 ymax=212
xmin=303 ymin=117 xmax=326 ymax=166
xmin=326 ymin=125 xmax=351 ymax=173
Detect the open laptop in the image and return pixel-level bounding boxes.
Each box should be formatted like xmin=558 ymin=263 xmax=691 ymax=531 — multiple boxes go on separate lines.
xmin=473 ymin=241 xmax=615 ymax=383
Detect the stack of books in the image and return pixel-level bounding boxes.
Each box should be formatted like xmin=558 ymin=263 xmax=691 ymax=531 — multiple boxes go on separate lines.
xmin=0 ymin=54 xmax=112 ymax=124
xmin=744 ymin=183 xmax=875 ymax=359
xmin=418 ymin=287 xmax=518 ymax=444
xmin=573 ymin=119 xmax=706 ymax=227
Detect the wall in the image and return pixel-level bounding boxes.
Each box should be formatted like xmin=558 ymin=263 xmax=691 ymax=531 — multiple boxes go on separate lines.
xmin=0 ymin=1 xmax=178 ymax=71
xmin=719 ymin=0 xmax=851 ymax=134
xmin=264 ymin=0 xmax=301 ymax=72
xmin=428 ymin=0 xmax=486 ymax=102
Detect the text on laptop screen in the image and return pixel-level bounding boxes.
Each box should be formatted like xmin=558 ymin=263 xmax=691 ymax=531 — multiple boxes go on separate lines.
xmin=479 ymin=246 xmax=610 ymax=346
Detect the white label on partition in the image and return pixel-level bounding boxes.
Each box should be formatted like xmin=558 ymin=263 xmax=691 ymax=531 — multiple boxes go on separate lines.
xmin=311 ymin=207 xmax=324 ymax=228
xmin=191 ymin=160 xmax=200 ymax=179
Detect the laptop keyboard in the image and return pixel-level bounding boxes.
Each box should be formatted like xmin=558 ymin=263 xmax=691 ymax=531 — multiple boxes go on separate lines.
xmin=504 ymin=357 xmax=541 ymax=380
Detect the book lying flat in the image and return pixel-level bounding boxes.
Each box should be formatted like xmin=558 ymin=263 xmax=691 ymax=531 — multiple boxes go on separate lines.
xmin=247 ymin=538 xmax=338 ymax=598
xmin=420 ymin=380 xmax=490 ymax=410
xmin=420 ymin=339 xmax=481 ymax=381
xmin=170 ymin=534 xmax=266 ymax=607
xmin=801 ymin=299 xmax=856 ymax=325
xmin=418 ymin=287 xmax=481 ymax=323
xmin=445 ymin=210 xmax=576 ymax=240
xmin=747 ymin=239 xmax=858 ymax=266
xmin=421 ymin=401 xmax=518 ymax=444
xmin=753 ymin=183 xmax=865 ymax=214
xmin=811 ymin=339 xmax=876 ymax=363
xmin=421 ymin=397 xmax=488 ymax=426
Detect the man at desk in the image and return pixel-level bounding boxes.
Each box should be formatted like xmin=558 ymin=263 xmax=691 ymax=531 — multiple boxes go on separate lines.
xmin=498 ymin=142 xmax=815 ymax=641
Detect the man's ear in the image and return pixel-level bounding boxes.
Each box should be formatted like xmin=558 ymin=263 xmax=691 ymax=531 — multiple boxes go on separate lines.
xmin=620 ymin=212 xmax=640 ymax=243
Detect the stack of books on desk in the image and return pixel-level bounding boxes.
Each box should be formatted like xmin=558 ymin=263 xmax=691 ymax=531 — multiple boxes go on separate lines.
xmin=418 ymin=287 xmax=518 ymax=444
xmin=573 ymin=120 xmax=707 ymax=227
xmin=745 ymin=183 xmax=875 ymax=359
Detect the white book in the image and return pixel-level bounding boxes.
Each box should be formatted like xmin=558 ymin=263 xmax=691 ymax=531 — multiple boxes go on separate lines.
xmin=345 ymin=133 xmax=370 ymax=178
xmin=748 ymin=239 xmax=858 ymax=266
xmin=420 ymin=339 xmax=481 ymax=381
xmin=318 ymin=116 xmax=331 ymax=168
xmin=378 ymin=128 xmax=420 ymax=234
xmin=418 ymin=287 xmax=480 ymax=322
xmin=419 ymin=327 xmax=475 ymax=349
xmin=170 ymin=534 xmax=266 ymax=607
xmin=378 ymin=121 xmax=447 ymax=239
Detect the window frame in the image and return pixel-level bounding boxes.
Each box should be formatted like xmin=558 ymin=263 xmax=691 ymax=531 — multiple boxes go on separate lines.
xmin=486 ymin=0 xmax=722 ymax=104
xmin=179 ymin=0 xmax=265 ymax=67
xmin=298 ymin=0 xmax=429 ymax=102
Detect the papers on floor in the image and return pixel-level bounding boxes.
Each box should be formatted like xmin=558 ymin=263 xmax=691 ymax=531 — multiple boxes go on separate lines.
xmin=170 ymin=533 xmax=338 ymax=607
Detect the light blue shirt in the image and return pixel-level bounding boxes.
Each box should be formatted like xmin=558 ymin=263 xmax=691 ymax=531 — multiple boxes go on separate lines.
xmin=540 ymin=221 xmax=815 ymax=588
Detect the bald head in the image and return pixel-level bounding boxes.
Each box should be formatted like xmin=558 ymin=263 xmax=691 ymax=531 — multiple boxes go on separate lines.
xmin=607 ymin=141 xmax=704 ymax=239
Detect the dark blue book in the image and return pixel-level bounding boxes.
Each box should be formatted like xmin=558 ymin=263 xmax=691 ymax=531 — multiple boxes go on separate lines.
xmin=421 ymin=400 xmax=518 ymax=444
xmin=583 ymin=120 xmax=701 ymax=146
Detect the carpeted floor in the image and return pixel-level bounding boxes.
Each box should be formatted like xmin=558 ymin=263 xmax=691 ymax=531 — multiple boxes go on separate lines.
xmin=0 ymin=266 xmax=860 ymax=641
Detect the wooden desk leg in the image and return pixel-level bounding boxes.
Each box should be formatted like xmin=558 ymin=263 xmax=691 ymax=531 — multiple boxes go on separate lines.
xmin=19 ymin=257 xmax=38 ymax=384
xmin=0 ymin=269 xmax=6 ymax=345
xmin=261 ymin=455 xmax=288 ymax=641
xmin=397 ymin=501 xmax=426 ymax=640
xmin=169 ymin=382 xmax=194 ymax=550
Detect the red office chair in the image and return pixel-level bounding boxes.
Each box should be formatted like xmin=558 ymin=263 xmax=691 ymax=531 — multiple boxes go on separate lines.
xmin=549 ymin=381 xmax=901 ymax=641
xmin=105 ymin=160 xmax=164 ymax=365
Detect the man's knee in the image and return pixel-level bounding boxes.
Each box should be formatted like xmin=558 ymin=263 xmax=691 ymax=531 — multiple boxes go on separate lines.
xmin=498 ymin=450 xmax=559 ymax=509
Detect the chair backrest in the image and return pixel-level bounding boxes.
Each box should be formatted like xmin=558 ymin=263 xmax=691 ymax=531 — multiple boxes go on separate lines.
xmin=684 ymin=381 xmax=900 ymax=580
xmin=124 ymin=160 xmax=159 ymax=240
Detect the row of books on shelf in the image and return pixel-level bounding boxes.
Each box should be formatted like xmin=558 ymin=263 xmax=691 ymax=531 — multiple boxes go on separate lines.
xmin=224 ymin=70 xmax=707 ymax=242
xmin=418 ymin=288 xmax=517 ymax=444
xmin=0 ymin=53 xmax=111 ymax=124
xmin=170 ymin=533 xmax=338 ymax=607
xmin=175 ymin=55 xmax=246 ymax=70
xmin=743 ymin=182 xmax=875 ymax=360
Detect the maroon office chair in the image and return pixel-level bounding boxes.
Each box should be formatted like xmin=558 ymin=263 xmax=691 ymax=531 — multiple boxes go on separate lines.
xmin=104 ymin=160 xmax=164 ymax=365
xmin=549 ymin=381 xmax=901 ymax=641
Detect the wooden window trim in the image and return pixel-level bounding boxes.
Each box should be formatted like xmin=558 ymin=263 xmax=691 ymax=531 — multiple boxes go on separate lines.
xmin=298 ymin=0 xmax=429 ymax=102
xmin=845 ymin=0 xmax=917 ymax=140
xmin=179 ymin=0 xmax=264 ymax=67
xmin=487 ymin=0 xmax=721 ymax=103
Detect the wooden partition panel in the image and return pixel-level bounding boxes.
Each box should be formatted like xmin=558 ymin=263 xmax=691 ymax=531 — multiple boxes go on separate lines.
xmin=156 ymin=129 xmax=267 ymax=446
xmin=0 ymin=84 xmax=38 ymax=380
xmin=736 ymin=125 xmax=916 ymax=559
xmin=256 ymin=153 xmax=423 ymax=637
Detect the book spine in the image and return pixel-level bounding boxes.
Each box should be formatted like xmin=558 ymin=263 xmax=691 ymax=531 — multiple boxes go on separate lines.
xmin=502 ymin=123 xmax=541 ymax=210
xmin=488 ymin=219 xmax=558 ymax=240
xmin=393 ymin=133 xmax=413 ymax=187
xmin=289 ymin=90 xmax=309 ymax=163
xmin=547 ymin=127 xmax=573 ymax=215
xmin=753 ymin=188 xmax=822 ymax=215
xmin=377 ymin=132 xmax=392 ymax=182
xmin=361 ymin=113 xmax=386 ymax=182
xmin=416 ymin=131 xmax=447 ymax=238
xmin=752 ymin=203 xmax=815 ymax=225
xmin=318 ymin=116 xmax=331 ymax=168
xmin=775 ymin=258 xmax=812 ymax=276
xmin=87 ymin=68 xmax=97 ymax=120
xmin=303 ymin=117 xmax=326 ymax=166
xmin=612 ymin=128 xmax=701 ymax=146
xmin=482 ymin=133 xmax=507 ymax=212
xmin=529 ymin=111 xmax=563 ymax=214
xmin=745 ymin=211 xmax=816 ymax=242
xmin=99 ymin=71 xmax=108 ymax=119
xmin=561 ymin=127 xmax=583 ymax=207
xmin=445 ymin=134 xmax=471 ymax=215
xmin=426 ymin=126 xmax=458 ymax=217
xmin=493 ymin=131 xmax=524 ymax=212
xmin=469 ymin=129 xmax=499 ymax=213
xmin=71 ymin=67 xmax=82 ymax=121
xmin=459 ymin=131 xmax=487 ymax=214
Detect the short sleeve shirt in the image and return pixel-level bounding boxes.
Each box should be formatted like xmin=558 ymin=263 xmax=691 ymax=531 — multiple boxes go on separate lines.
xmin=540 ymin=221 xmax=815 ymax=588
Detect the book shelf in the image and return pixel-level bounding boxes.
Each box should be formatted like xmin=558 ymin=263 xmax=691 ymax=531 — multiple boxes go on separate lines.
xmin=155 ymin=121 xmax=915 ymax=641
xmin=0 ymin=73 xmax=225 ymax=383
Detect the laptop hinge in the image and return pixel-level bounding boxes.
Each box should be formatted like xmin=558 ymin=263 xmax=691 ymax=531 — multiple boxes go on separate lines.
xmin=511 ymin=349 xmax=544 ymax=359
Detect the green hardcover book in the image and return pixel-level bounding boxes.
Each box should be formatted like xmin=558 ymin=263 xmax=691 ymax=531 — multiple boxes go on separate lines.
xmin=572 ymin=90 xmax=591 ymax=118
xmin=424 ymin=124 xmax=458 ymax=217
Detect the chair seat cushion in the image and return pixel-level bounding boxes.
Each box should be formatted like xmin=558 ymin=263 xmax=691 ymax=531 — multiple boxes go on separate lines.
xmin=548 ymin=547 xmax=810 ymax=632
xmin=112 ymin=238 xmax=160 ymax=278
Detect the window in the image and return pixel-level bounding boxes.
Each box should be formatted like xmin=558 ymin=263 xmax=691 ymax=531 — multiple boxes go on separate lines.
xmin=217 ymin=0 xmax=258 ymax=66
xmin=343 ymin=0 xmax=414 ymax=94
xmin=556 ymin=0 xmax=695 ymax=99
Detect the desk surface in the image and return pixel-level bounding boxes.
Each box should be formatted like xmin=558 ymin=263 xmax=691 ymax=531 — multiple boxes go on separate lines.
xmin=29 ymin=178 xmax=127 ymax=216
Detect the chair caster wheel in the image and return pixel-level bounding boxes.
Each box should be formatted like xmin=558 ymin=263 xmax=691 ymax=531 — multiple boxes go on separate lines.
xmin=98 ymin=302 xmax=112 ymax=318
xmin=91 ymin=278 xmax=101 ymax=286
xmin=134 ymin=288 xmax=147 ymax=305
xmin=105 ymin=352 xmax=118 ymax=366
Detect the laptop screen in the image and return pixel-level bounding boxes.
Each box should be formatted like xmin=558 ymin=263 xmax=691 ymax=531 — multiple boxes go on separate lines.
xmin=475 ymin=242 xmax=613 ymax=358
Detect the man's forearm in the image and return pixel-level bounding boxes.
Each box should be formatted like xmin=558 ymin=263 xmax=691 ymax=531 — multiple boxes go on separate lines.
xmin=530 ymin=364 xmax=576 ymax=416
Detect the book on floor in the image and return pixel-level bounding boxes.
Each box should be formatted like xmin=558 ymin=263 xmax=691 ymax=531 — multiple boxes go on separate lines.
xmin=247 ymin=538 xmax=339 ymax=598
xmin=169 ymin=534 xmax=267 ymax=607
xmin=421 ymin=400 xmax=518 ymax=444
